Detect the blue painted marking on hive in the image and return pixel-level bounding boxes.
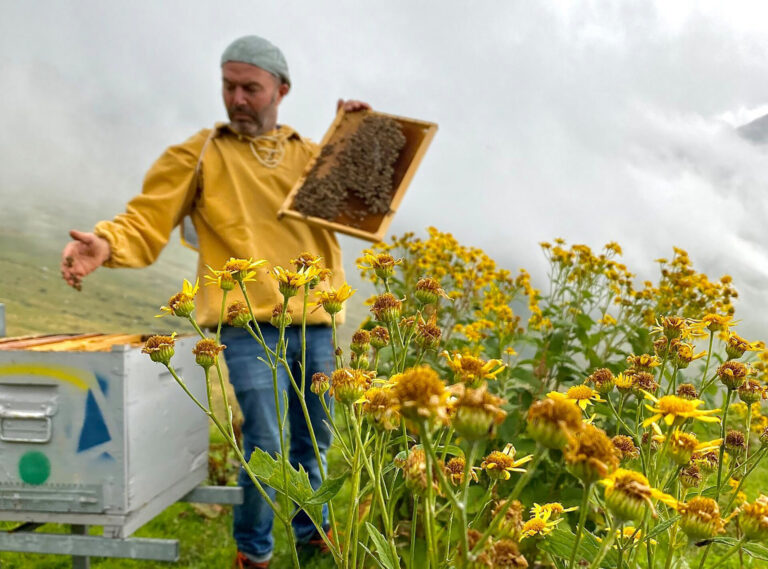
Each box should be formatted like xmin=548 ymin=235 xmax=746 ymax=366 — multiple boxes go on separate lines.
xmin=77 ymin=390 xmax=111 ymax=452
xmin=96 ymin=374 xmax=109 ymax=396
xmin=98 ymin=452 xmax=115 ymax=461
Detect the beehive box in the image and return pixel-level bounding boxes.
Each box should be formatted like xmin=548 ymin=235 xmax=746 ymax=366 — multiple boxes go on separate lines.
xmin=0 ymin=333 xmax=208 ymax=537
xmin=278 ymin=109 xmax=437 ymax=242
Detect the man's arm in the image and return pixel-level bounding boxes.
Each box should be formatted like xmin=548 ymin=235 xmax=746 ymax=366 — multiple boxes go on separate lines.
xmin=60 ymin=129 xmax=211 ymax=290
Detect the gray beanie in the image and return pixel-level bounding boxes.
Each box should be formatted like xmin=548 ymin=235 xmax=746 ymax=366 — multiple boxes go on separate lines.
xmin=221 ymin=35 xmax=291 ymax=86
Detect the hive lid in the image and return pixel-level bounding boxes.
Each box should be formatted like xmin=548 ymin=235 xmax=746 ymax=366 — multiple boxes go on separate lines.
xmin=0 ymin=333 xmax=148 ymax=352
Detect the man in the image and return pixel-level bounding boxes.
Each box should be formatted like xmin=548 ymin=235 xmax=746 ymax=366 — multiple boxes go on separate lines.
xmin=60 ymin=35 xmax=369 ymax=568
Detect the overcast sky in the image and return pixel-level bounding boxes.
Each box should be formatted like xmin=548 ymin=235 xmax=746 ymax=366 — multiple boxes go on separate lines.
xmin=1 ymin=1 xmax=768 ymax=337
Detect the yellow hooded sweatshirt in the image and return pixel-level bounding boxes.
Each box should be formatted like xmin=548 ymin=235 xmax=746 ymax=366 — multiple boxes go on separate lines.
xmin=94 ymin=123 xmax=345 ymax=328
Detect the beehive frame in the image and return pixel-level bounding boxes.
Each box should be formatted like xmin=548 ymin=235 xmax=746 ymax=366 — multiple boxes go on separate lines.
xmin=278 ymin=109 xmax=438 ymax=242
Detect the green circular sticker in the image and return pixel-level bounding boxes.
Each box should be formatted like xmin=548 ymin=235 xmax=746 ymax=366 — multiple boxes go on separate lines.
xmin=19 ymin=451 xmax=51 ymax=485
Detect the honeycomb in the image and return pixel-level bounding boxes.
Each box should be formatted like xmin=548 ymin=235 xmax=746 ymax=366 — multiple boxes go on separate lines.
xmin=293 ymin=115 xmax=406 ymax=223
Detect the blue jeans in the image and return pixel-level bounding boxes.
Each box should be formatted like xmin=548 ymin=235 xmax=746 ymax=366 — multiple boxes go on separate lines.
xmin=221 ymin=324 xmax=334 ymax=562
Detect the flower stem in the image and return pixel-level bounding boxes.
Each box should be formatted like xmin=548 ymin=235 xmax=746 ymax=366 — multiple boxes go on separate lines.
xmin=569 ymin=483 xmax=593 ymax=569
xmin=716 ymin=389 xmax=733 ymax=497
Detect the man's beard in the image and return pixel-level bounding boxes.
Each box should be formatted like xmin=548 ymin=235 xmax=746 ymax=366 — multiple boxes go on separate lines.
xmin=227 ymin=92 xmax=278 ymax=137
xmin=228 ymin=107 xmax=265 ymax=137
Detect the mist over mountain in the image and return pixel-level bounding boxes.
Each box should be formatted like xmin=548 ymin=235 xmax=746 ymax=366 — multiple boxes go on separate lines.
xmin=739 ymin=113 xmax=768 ymax=144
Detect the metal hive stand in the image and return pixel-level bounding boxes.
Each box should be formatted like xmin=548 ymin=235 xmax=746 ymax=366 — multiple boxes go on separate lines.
xmin=0 ymin=485 xmax=242 ymax=567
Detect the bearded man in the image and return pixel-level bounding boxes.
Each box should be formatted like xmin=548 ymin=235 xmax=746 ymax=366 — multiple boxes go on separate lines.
xmin=61 ymin=35 xmax=369 ymax=568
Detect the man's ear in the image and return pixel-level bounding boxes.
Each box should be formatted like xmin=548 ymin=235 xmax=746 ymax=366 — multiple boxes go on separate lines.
xmin=278 ymin=82 xmax=290 ymax=99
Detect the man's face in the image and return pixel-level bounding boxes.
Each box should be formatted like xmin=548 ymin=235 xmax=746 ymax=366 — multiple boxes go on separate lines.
xmin=222 ymin=61 xmax=289 ymax=137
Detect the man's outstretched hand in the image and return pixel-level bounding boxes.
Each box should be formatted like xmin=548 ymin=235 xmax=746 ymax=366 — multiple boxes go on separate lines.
xmin=60 ymin=230 xmax=111 ymax=290
xmin=337 ymin=99 xmax=371 ymax=113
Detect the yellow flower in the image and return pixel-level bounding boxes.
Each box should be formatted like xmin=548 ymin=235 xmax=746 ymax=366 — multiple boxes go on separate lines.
xmin=330 ymin=368 xmax=375 ymax=405
xmin=390 ymin=365 xmax=450 ymax=424
xmin=564 ymin=424 xmax=619 ymax=483
xmin=141 ymin=333 xmax=177 ymax=365
xmin=642 ymin=393 xmax=720 ymax=427
xmin=527 ymin=397 xmax=584 ymax=449
xmin=444 ymin=456 xmax=479 ymax=486
xmin=530 ymin=502 xmax=577 ymax=519
xmin=520 ymin=511 xmax=561 ymax=540
xmin=223 ymin=257 xmax=267 ymax=281
xmin=192 ymin=338 xmax=226 ymax=369
xmin=726 ymin=333 xmax=764 ymax=360
xmin=614 ymin=373 xmax=634 ymax=393
xmin=601 ymin=469 xmax=677 ymax=520
xmin=361 ymin=387 xmax=400 ymax=431
xmin=290 ymin=252 xmax=323 ymax=271
xmin=157 ymin=278 xmax=199 ymax=317
xmin=480 ymin=444 xmax=533 ymax=481
xmin=676 ymin=497 xmax=725 ymax=540
xmin=312 ymin=283 xmax=356 ymax=315
xmin=271 ymin=265 xmax=320 ymax=297
xmin=739 ymin=495 xmax=768 ymax=541
xmin=701 ymin=313 xmax=734 ymax=333
xmin=442 ymin=351 xmax=505 ymax=385
xmin=450 ymin=383 xmax=507 ymax=440
xmin=548 ymin=385 xmax=604 ymax=410
xmin=357 ymin=250 xmax=402 ymax=280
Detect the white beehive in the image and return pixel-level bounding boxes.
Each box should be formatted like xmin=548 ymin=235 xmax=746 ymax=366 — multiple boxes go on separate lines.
xmin=0 ymin=333 xmax=208 ymax=537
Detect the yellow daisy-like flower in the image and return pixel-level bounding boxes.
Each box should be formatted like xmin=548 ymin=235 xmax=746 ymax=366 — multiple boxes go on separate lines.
xmin=642 ymin=393 xmax=720 ymax=427
xmin=530 ymin=502 xmax=577 ymax=519
xmin=441 ymin=351 xmax=505 ymax=385
xmin=272 ymin=265 xmax=320 ymax=297
xmin=519 ymin=512 xmax=561 ymax=540
xmin=357 ymin=251 xmax=402 ymax=280
xmin=726 ymin=333 xmax=764 ymax=360
xmin=311 ymin=283 xmax=356 ymax=315
xmin=480 ymin=443 xmax=534 ymax=481
xmin=157 ymin=278 xmax=199 ymax=317
xmin=615 ymin=527 xmax=656 ymax=545
xmin=614 ymin=372 xmax=634 ymax=392
xmin=223 ymin=257 xmax=267 ymax=281
xmin=548 ymin=384 xmax=604 ymax=410
xmin=290 ymin=252 xmax=323 ymax=271
xmin=655 ymin=430 xmax=722 ymax=465
xmin=601 ymin=468 xmax=678 ymax=520
xmin=701 ymin=313 xmax=734 ymax=334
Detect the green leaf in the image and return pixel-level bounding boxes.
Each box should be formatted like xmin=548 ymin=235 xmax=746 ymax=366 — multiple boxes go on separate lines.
xmin=575 ymin=313 xmax=594 ymax=332
xmin=365 ymin=522 xmax=399 ymax=569
xmin=710 ymin=538 xmax=768 ymax=561
xmin=246 ymin=447 xmax=323 ymax=526
xmin=306 ymin=471 xmax=349 ymax=505
xmin=646 ymin=515 xmax=680 ymax=539
xmin=466 ymin=485 xmax=489 ymax=514
xmin=538 ymin=525 xmax=617 ymax=567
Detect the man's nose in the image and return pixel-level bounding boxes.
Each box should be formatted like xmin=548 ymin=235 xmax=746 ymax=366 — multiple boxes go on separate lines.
xmin=232 ymin=87 xmax=247 ymax=106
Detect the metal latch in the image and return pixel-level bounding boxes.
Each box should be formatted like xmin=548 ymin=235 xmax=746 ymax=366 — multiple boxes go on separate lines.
xmin=0 ymin=384 xmax=58 ymax=444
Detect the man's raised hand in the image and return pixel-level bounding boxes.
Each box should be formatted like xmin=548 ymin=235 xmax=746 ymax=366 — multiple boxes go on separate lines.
xmin=60 ymin=230 xmax=111 ymax=290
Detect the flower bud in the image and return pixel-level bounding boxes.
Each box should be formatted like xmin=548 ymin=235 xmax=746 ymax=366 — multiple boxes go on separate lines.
xmin=680 ymin=464 xmax=702 ymax=489
xmin=350 ymin=352 xmax=370 ymax=370
xmin=226 ymin=301 xmax=251 ymax=328
xmin=370 ymin=293 xmax=402 ymax=323
xmin=193 ymin=338 xmax=226 ymax=369
xmin=350 ymin=329 xmax=371 ymax=355
xmin=717 ymin=361 xmax=748 ymax=391
xmin=676 ymin=383 xmax=698 ymax=400
xmin=679 ymin=498 xmax=724 ymax=540
xmin=370 ymin=326 xmax=390 ymax=350
xmin=414 ymin=278 xmax=447 ymax=305
xmin=142 ymin=334 xmax=176 ymax=365
xmin=270 ymin=303 xmax=292 ymax=328
xmin=310 ymin=372 xmax=330 ymax=396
